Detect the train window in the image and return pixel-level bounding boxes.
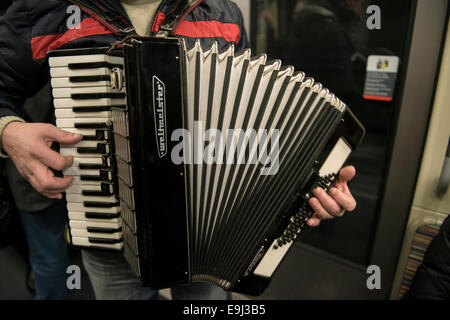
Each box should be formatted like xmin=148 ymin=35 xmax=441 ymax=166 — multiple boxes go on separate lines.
xmin=251 ymin=0 xmax=414 ymax=264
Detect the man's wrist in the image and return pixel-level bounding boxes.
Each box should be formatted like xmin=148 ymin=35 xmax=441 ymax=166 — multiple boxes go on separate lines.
xmin=0 ymin=116 xmax=25 ymax=158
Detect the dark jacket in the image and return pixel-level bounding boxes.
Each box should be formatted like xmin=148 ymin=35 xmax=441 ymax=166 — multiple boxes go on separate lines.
xmin=0 ymin=0 xmax=249 ymax=211
xmin=0 ymin=0 xmax=249 ymax=120
xmin=404 ymin=215 xmax=450 ymax=300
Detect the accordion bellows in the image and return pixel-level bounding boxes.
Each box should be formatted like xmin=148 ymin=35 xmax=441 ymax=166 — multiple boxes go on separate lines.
xmin=48 ymin=37 xmax=364 ymax=295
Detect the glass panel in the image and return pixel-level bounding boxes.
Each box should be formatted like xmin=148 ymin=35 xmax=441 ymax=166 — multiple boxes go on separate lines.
xmin=252 ymin=0 xmax=414 ymax=264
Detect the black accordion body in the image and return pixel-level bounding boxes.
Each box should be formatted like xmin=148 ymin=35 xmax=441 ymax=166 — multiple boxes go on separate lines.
xmin=48 ymin=37 xmax=364 ymax=295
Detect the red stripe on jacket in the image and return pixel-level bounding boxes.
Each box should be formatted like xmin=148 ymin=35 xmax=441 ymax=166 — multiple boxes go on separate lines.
xmin=152 ymin=12 xmax=241 ymax=44
xmin=31 ymin=18 xmax=113 ymax=60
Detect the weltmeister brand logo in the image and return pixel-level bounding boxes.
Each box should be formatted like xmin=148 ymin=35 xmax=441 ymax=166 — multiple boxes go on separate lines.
xmin=153 ymin=76 xmax=168 ymax=158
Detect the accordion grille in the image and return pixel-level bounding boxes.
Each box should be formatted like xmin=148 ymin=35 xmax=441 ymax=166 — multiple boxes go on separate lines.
xmin=182 ymin=43 xmax=345 ymax=287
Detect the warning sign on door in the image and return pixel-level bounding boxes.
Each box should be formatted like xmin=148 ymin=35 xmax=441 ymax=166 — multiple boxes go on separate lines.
xmin=363 ymin=55 xmax=399 ymax=102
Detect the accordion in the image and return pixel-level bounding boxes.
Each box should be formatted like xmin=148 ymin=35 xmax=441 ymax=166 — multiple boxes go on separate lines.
xmin=48 ymin=37 xmax=364 ymax=295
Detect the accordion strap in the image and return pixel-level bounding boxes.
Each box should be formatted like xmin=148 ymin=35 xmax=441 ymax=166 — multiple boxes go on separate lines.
xmin=155 ymin=0 xmax=204 ymax=37
xmin=65 ymin=0 xmax=137 ymax=36
xmin=65 ymin=0 xmax=204 ymax=37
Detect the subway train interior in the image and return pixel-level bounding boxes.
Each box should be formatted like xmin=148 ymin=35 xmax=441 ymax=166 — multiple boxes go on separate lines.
xmin=0 ymin=0 xmax=449 ymax=300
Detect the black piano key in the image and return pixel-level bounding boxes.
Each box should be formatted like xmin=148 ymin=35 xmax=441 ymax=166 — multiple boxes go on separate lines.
xmin=83 ymin=201 xmax=120 ymax=208
xmin=85 ymin=212 xmax=120 ymax=219
xmin=69 ymin=75 xmax=111 ymax=83
xmin=68 ymin=62 xmax=123 ymax=70
xmin=79 ymin=156 xmax=112 ymax=170
xmin=88 ymin=237 xmax=123 ymax=244
xmin=72 ymin=106 xmax=111 ymax=113
xmin=77 ymin=143 xmax=110 ymax=154
xmin=86 ymin=226 xmax=122 ymax=234
xmin=82 ymin=189 xmax=114 ymax=197
xmin=75 ymin=122 xmax=108 ymax=129
xmin=71 ymin=92 xmax=125 ymax=100
xmin=80 ymin=169 xmax=112 ymax=181
xmin=79 ymin=163 xmax=104 ymax=170
xmin=73 ymin=105 xmax=126 ymax=113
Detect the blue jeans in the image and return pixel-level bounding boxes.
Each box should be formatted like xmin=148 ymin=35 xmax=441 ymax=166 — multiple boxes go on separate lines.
xmin=81 ymin=250 xmax=230 ymax=300
xmin=19 ymin=201 xmax=69 ymax=300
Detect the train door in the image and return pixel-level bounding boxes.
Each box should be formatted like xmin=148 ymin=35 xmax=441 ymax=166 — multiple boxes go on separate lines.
xmin=390 ymin=21 xmax=450 ymax=300
xmin=247 ymin=0 xmax=449 ymax=299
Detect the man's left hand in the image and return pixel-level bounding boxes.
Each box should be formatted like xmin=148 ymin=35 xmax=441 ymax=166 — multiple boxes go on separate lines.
xmin=307 ymin=165 xmax=357 ymax=227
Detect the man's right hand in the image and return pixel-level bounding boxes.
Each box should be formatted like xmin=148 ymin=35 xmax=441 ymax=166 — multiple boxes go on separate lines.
xmin=2 ymin=122 xmax=82 ymax=199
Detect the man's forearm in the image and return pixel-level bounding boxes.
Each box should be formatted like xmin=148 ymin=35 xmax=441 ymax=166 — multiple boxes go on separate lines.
xmin=0 ymin=116 xmax=25 ymax=158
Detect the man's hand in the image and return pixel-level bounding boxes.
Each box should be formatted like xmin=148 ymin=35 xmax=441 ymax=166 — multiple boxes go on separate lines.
xmin=307 ymin=165 xmax=357 ymax=227
xmin=2 ymin=122 xmax=82 ymax=199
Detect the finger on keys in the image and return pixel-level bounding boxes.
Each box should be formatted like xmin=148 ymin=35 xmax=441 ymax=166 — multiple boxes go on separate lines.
xmin=41 ymin=124 xmax=83 ymax=145
xmin=312 ymin=187 xmax=343 ymax=217
xmin=308 ymin=197 xmax=334 ymax=220
xmin=329 ymin=187 xmax=357 ymax=212
xmin=28 ymin=161 xmax=74 ymax=196
xmin=36 ymin=144 xmax=74 ymax=171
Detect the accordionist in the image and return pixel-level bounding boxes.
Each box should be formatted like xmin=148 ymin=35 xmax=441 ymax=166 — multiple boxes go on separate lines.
xmin=0 ymin=0 xmax=358 ymax=299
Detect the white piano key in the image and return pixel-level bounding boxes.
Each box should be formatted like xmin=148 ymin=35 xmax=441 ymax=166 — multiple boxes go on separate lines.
xmin=63 ymin=168 xmax=112 ymax=182
xmin=69 ymin=219 xmax=121 ymax=230
xmin=67 ymin=202 xmax=119 ymax=213
xmin=58 ymin=127 xmax=110 ymax=140
xmin=66 ymin=193 xmax=117 ymax=203
xmin=51 ymin=77 xmax=110 ymax=88
xmin=53 ymin=86 xmax=124 ymax=99
xmin=71 ymin=176 xmax=109 ymax=186
xmin=53 ymin=98 xmax=126 ymax=109
xmin=59 ymin=144 xmax=108 ymax=157
xmin=64 ymin=167 xmax=102 ymax=177
xmin=50 ymin=66 xmax=111 ymax=78
xmin=66 ymin=182 xmax=113 ymax=194
xmin=72 ymin=157 xmax=108 ymax=166
xmin=49 ymin=54 xmax=123 ymax=67
xmin=64 ymin=166 xmax=113 ymax=179
xmin=60 ymin=148 xmax=108 ymax=158
xmin=68 ymin=211 xmax=120 ymax=223
xmin=64 ymin=157 xmax=111 ymax=172
xmin=55 ymin=108 xmax=111 ymax=119
xmin=61 ymin=140 xmax=109 ymax=148
xmin=70 ymin=228 xmax=122 ymax=240
xmin=71 ymin=237 xmax=123 ymax=250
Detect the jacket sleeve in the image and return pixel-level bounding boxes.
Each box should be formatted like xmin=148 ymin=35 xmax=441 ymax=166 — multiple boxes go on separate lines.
xmin=0 ymin=0 xmax=48 ymax=119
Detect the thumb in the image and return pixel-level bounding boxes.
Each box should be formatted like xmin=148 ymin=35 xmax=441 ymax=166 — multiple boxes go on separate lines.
xmin=42 ymin=125 xmax=83 ymax=144
xmin=337 ymin=165 xmax=356 ymax=184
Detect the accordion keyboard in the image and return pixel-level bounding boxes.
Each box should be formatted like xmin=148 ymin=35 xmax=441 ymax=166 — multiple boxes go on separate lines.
xmin=49 ymin=50 xmax=125 ymax=251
